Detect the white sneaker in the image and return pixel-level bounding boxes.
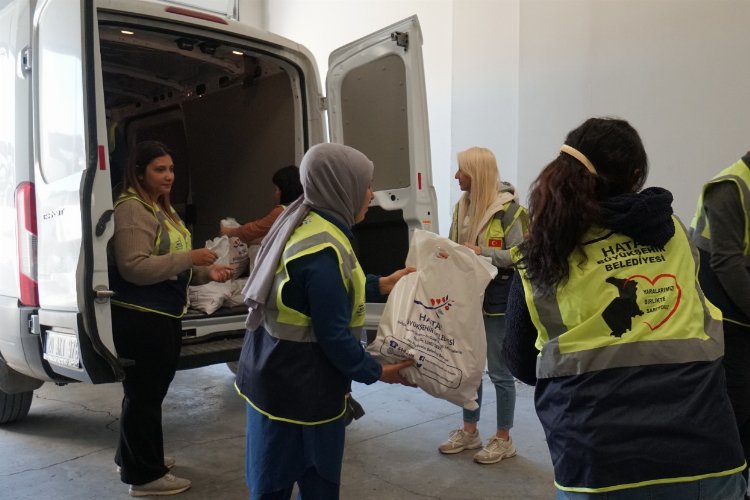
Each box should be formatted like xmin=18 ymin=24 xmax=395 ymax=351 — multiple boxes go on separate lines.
xmin=116 ymin=456 xmax=175 ymax=474
xmin=129 ymin=473 xmax=191 ymax=497
xmin=438 ymin=429 xmax=482 ymax=454
xmin=473 ymin=436 xmax=517 ymax=464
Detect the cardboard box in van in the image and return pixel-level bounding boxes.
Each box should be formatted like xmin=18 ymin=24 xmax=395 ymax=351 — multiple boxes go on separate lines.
xmin=0 ymin=0 xmax=437 ymax=424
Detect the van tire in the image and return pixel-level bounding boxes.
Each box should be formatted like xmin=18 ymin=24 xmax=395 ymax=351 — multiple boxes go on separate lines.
xmin=0 ymin=389 xmax=33 ymax=424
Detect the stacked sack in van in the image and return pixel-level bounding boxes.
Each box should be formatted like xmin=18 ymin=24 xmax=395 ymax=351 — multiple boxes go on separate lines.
xmin=188 ymin=235 xmax=260 ymax=314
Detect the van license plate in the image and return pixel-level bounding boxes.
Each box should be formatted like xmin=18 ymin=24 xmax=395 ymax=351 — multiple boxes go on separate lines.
xmin=44 ymin=331 xmax=80 ymax=368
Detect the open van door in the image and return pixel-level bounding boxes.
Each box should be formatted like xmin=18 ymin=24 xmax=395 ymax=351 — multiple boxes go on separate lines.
xmin=32 ymin=0 xmax=120 ymax=383
xmin=326 ymin=15 xmax=438 ymax=329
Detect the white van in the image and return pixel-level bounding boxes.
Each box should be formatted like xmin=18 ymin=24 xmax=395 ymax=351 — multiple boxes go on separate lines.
xmin=0 ymin=0 xmax=437 ymax=423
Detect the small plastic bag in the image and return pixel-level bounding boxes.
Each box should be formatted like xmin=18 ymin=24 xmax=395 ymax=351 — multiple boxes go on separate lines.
xmin=206 ymin=234 xmax=249 ymax=280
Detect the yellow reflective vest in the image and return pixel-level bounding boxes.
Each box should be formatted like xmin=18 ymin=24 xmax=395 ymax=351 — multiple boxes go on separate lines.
xmin=109 ymin=188 xmax=192 ymax=318
xmin=513 ymin=218 xmax=722 ymax=379
xmin=236 ymin=211 xmax=367 ymax=424
xmin=691 ymin=157 xmax=750 ymax=259
xmin=450 ymin=199 xmax=528 ymax=314
xmin=511 ymin=218 xmax=744 ymax=493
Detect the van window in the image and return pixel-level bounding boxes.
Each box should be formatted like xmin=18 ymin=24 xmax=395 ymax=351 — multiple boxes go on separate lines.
xmin=340 ymin=54 xmax=410 ymax=192
xmin=38 ymin=6 xmax=87 ymax=183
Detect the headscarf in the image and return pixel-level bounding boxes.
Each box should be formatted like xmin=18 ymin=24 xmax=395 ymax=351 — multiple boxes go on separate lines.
xmin=242 ymin=143 xmax=374 ymax=330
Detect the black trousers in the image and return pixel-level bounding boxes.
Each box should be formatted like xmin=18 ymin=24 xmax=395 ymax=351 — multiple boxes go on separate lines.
xmin=112 ymin=305 xmax=182 ymax=485
xmin=723 ymin=321 xmax=750 ymax=476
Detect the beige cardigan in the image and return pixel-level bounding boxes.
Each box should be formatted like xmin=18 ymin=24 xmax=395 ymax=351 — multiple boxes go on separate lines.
xmin=111 ymin=199 xmax=210 ymax=286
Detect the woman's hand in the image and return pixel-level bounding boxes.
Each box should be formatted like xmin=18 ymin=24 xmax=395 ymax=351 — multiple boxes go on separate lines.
xmin=379 ymin=359 xmax=416 ymax=386
xmin=191 ymin=248 xmax=218 ymax=266
xmin=208 ymin=264 xmax=234 ymax=283
xmin=463 ymin=243 xmax=481 ymax=255
xmin=378 ymin=267 xmax=416 ymax=295
xmin=219 ymin=225 xmax=236 ymax=238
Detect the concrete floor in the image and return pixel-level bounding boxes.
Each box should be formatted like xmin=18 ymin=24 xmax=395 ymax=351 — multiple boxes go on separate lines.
xmin=0 ymin=365 xmax=554 ymax=499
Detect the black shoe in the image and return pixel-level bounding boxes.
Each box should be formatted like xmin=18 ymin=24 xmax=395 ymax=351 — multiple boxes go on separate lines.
xmin=344 ymin=396 xmax=366 ymax=426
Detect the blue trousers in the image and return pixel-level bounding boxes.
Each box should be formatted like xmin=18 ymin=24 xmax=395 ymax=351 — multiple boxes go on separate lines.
xmin=463 ymin=314 xmax=516 ymax=430
xmin=245 ymin=403 xmax=343 ymax=499
xmin=250 ymin=467 xmax=339 ymax=500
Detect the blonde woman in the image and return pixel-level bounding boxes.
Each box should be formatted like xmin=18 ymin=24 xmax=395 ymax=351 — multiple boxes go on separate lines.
xmin=438 ymin=147 xmax=529 ymax=464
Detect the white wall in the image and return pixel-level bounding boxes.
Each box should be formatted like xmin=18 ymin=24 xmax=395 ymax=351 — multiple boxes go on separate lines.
xmin=450 ymin=0 xmax=520 ymax=211
xmin=518 ymin=0 xmax=750 ymax=222
xmin=239 ymin=0 xmax=750 ymax=230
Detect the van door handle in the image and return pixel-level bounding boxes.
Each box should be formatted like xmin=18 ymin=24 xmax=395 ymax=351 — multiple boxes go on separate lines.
xmin=96 ymin=209 xmax=114 ymax=237
xmin=94 ymin=285 xmax=115 ymax=303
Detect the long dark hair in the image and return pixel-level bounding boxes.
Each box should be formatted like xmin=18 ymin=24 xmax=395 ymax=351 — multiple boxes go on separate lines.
xmin=272 ymin=165 xmax=303 ymax=204
xmin=518 ymin=117 xmax=648 ymax=294
xmin=123 ymin=140 xmax=180 ymax=223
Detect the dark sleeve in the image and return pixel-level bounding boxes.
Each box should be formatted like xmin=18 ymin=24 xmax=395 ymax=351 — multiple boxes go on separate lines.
xmin=503 ymin=273 xmax=539 ymax=386
xmin=365 ymin=274 xmax=387 ymax=303
xmin=286 ymin=249 xmax=382 ymax=384
xmin=704 ymin=182 xmax=750 ymax=315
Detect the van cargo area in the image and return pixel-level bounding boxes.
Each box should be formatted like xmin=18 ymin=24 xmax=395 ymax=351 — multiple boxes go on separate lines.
xmin=99 ymin=15 xmax=408 ymax=286
xmin=98 ymin=15 xmax=409 ymax=357
xmin=100 ymin=15 xmax=411 ymax=268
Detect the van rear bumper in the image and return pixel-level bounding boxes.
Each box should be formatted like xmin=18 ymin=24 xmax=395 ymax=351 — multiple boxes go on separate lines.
xmin=0 ymin=296 xmax=51 ymax=387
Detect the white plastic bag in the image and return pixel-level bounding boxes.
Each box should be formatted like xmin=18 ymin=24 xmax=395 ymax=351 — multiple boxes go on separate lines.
xmin=206 ymin=234 xmax=249 ymax=280
xmin=188 ymin=281 xmax=232 ymax=314
xmin=225 ymin=277 xmax=248 ymax=307
xmin=205 ymin=235 xmax=230 ymax=265
xmin=220 ymin=217 xmax=240 ymax=229
xmin=367 ymin=230 xmax=497 ymax=410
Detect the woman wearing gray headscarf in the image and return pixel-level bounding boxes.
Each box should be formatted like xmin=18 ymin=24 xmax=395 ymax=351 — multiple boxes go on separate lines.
xmin=235 ymin=143 xmax=415 ymax=499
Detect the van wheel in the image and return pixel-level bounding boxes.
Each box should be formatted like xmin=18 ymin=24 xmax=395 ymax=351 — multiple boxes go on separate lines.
xmin=0 ymin=389 xmax=33 ymax=424
xmin=226 ymin=361 xmax=238 ymax=375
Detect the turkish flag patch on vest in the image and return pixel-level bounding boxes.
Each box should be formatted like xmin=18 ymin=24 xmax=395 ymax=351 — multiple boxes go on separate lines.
xmin=488 ymin=239 xmax=503 ymax=248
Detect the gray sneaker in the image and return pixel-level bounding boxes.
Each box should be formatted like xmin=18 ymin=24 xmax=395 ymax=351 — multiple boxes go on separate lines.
xmin=438 ymin=429 xmax=482 ymax=454
xmin=117 ymin=456 xmax=175 ymax=474
xmin=129 ymin=473 xmax=191 ymax=497
xmin=473 ymin=436 xmax=517 ymax=464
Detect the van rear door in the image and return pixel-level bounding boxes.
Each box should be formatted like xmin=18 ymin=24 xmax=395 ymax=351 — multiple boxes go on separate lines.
xmin=326 ymin=16 xmax=438 ymax=327
xmin=33 ymin=0 xmax=120 ymax=382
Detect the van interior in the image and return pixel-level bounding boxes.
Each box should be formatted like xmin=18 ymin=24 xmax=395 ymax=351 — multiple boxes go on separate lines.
xmin=98 ymin=16 xmax=410 ymax=336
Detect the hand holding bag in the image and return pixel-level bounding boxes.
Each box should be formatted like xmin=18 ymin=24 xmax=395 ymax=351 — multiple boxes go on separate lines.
xmin=368 ymin=230 xmax=496 ymax=409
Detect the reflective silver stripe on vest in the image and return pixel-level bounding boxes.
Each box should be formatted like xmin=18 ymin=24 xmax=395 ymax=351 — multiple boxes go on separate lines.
xmin=154 ymin=209 xmax=172 ymax=255
xmin=538 ymin=330 xmax=723 ymax=378
xmin=501 ymin=202 xmax=522 ymax=228
xmin=529 ymin=280 xmax=567 ymax=341
xmin=263 ymin=315 xmax=317 ymax=342
xmin=264 ymin=230 xmax=359 ymax=343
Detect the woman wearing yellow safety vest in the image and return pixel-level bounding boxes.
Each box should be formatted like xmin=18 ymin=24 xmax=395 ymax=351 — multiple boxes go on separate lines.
xmin=236 ymin=143 xmax=415 ymax=499
xmin=503 ymin=118 xmax=747 ymax=499
xmin=691 ymin=151 xmax=750 ymax=494
xmin=438 ymin=147 xmax=528 ymax=465
xmin=109 ymin=140 xmax=234 ymax=497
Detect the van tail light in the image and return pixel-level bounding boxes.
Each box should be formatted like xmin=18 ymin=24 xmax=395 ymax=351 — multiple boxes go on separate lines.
xmin=16 ymin=182 xmax=39 ymax=307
